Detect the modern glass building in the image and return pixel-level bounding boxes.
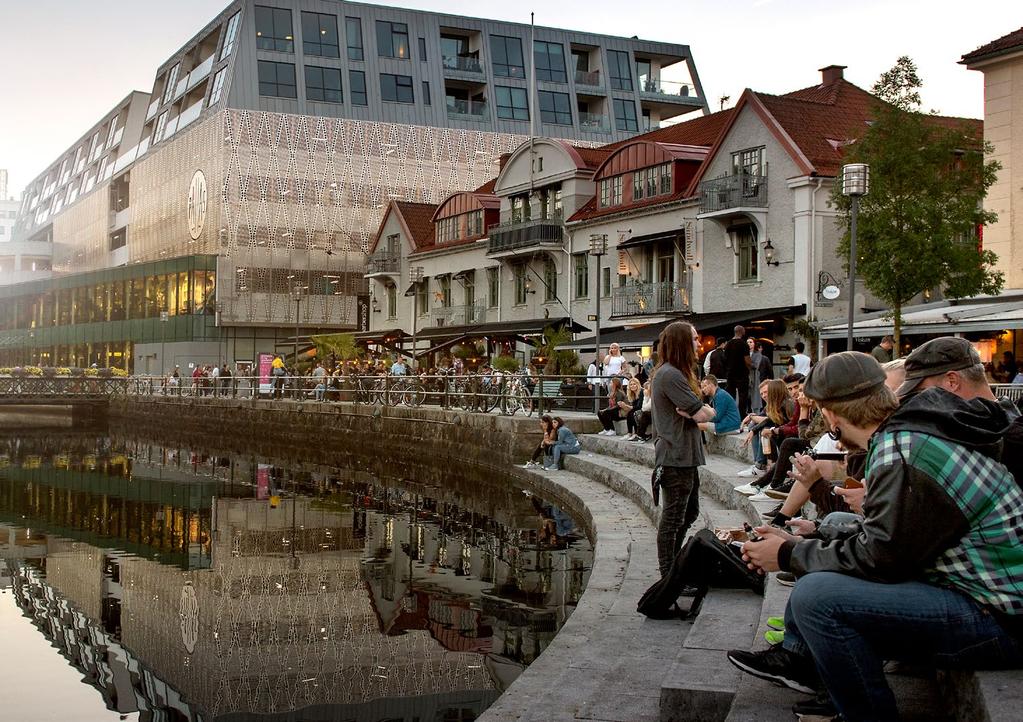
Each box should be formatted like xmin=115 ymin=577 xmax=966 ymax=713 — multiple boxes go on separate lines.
xmin=10 ymin=0 xmax=706 ymax=372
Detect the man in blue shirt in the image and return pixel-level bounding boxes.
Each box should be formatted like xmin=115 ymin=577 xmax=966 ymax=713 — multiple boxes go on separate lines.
xmin=390 ymin=358 xmax=407 ymax=375
xmin=698 ymin=375 xmax=740 ymax=434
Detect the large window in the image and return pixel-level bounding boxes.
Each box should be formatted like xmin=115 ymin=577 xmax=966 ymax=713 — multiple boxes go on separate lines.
xmin=487 ymin=267 xmax=499 ymax=308
xmin=736 ymin=226 xmax=759 ymax=282
xmin=162 ymin=64 xmax=180 ymax=104
xmin=380 ymin=73 xmax=414 ymax=103
xmin=539 ymin=187 xmax=562 ymax=219
xmin=543 ymin=257 xmax=558 ymax=301
xmin=258 ymin=61 xmax=297 ymax=98
xmin=534 ymin=41 xmax=567 ymax=83
xmin=305 ymin=66 xmax=342 ymax=103
xmin=510 ymin=195 xmax=530 ymax=223
xmin=386 ymin=282 xmax=397 ymax=318
xmin=632 ymin=164 xmax=671 ymax=201
xmin=495 ymin=86 xmax=528 ymax=121
xmin=538 ymin=90 xmax=572 ymax=125
xmin=376 ymin=20 xmax=409 ymax=59
xmin=416 ymin=279 xmax=429 ymax=316
xmin=154 ymin=112 xmax=169 ymax=142
xmin=220 ymin=11 xmax=241 ymax=60
xmin=208 ymin=68 xmax=227 ymax=106
xmin=491 ymin=35 xmax=525 ymax=78
xmin=301 ymin=12 xmax=339 ymax=57
xmin=255 ymin=6 xmax=294 ymax=52
xmin=732 ymin=147 xmax=763 ymax=177
xmin=514 ymin=264 xmax=528 ymax=305
xmin=438 ymin=275 xmax=452 ymax=307
xmin=346 ymin=17 xmax=364 ymax=60
xmin=608 ymin=50 xmax=633 ymax=91
xmin=573 ymin=253 xmax=589 ymax=298
xmin=349 ymin=70 xmax=367 ymax=105
xmin=598 ymin=176 xmax=623 ymax=207
xmin=614 ymin=98 xmax=638 ymax=132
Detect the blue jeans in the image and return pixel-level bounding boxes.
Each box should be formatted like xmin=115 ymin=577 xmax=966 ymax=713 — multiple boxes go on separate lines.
xmin=751 ymin=432 xmax=766 ymax=465
xmin=783 ymin=572 xmax=1023 ymax=721
xmin=548 ymin=441 xmax=580 ymax=469
xmin=314 ymin=383 xmax=325 ymax=401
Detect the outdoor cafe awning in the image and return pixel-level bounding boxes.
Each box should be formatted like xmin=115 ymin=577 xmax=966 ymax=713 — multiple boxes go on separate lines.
xmin=412 ymin=317 xmax=590 ymax=358
xmin=558 ymin=306 xmax=804 ymax=353
xmin=818 ymin=293 xmax=1023 ymax=339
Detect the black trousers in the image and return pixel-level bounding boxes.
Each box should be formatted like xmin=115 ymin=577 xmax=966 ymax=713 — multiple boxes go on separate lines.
xmin=635 ymin=410 xmax=652 ymax=439
xmin=657 ymin=466 xmax=701 ymax=576
xmin=598 ymin=407 xmax=622 ymax=430
xmin=766 ymin=437 xmax=810 ymax=489
xmin=726 ymin=377 xmax=751 ymax=417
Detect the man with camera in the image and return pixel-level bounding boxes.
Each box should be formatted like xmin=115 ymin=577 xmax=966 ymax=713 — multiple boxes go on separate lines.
xmin=726 ymin=351 xmax=1023 ymax=722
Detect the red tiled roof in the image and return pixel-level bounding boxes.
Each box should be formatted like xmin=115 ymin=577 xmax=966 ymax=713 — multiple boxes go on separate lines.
xmin=473 ymin=178 xmax=497 ymax=194
xmin=393 ymin=201 xmax=437 ymax=251
xmin=961 ymin=27 xmax=1023 ymax=64
xmin=571 ymin=145 xmax=612 ymax=169
xmin=568 ymin=189 xmax=689 ymax=223
xmin=607 ymin=109 xmax=736 ymax=150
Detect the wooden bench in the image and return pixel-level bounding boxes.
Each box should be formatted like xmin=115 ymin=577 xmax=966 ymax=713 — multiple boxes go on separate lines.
xmin=531 ymin=380 xmax=568 ymax=413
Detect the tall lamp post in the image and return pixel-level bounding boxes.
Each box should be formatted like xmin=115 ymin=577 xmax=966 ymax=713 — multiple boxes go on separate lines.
xmin=291 ymin=285 xmax=304 ymax=371
xmin=589 ymin=234 xmax=607 ymax=413
xmin=841 ymin=163 xmax=869 ymax=351
xmin=409 ymin=266 xmax=424 ymax=371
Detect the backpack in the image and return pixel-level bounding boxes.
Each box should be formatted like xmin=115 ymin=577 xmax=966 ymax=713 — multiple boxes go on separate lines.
xmin=637 ymin=529 xmax=765 ymax=619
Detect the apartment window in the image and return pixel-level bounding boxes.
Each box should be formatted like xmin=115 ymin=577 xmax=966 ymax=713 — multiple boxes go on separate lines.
xmin=598 ymin=176 xmax=623 ymax=207
xmin=660 ymin=163 xmax=672 ymax=194
xmin=736 ymin=226 xmax=759 ymax=282
xmin=510 ymin=195 xmax=531 ymax=223
xmin=380 ymin=73 xmax=414 ymax=103
xmin=491 ymin=35 xmax=525 ymax=78
xmin=208 ymin=68 xmax=227 ymax=106
xmin=614 ymin=98 xmax=638 ymax=132
xmin=386 ymin=283 xmax=397 ymax=318
xmin=543 ymin=257 xmax=558 ymax=301
xmin=486 ymin=267 xmax=499 ymax=307
xmin=220 ymin=11 xmax=241 ymax=60
xmin=305 ymin=66 xmax=342 ymax=103
xmin=422 ymin=81 xmax=431 ymax=105
xmin=602 ymin=267 xmax=612 ymax=296
xmin=106 ymin=119 xmax=119 ymax=146
xmin=258 ymin=61 xmax=297 ymax=98
xmin=642 ymin=108 xmax=652 ymax=132
xmin=349 ymin=70 xmax=367 ymax=105
xmin=346 ymin=17 xmax=364 ymax=60
xmin=534 ymin=41 xmax=567 ymax=83
xmin=376 ymin=21 xmax=410 ymax=59
xmin=495 ymin=86 xmax=529 ymax=121
xmin=514 ymin=264 xmax=528 ymax=305
xmin=154 ymin=112 xmax=169 ymax=142
xmin=162 ymin=64 xmax=180 ymax=104
xmin=255 ymin=6 xmax=294 ymax=52
xmin=608 ymin=50 xmax=633 ymax=91
xmin=573 ymin=253 xmax=589 ymax=298
xmin=539 ymin=187 xmax=562 ymax=219
xmin=633 ymin=169 xmax=645 ymax=201
xmin=467 ymin=209 xmax=483 ymax=236
xmin=301 ymin=12 xmax=339 ymax=58
xmin=463 ymin=270 xmax=476 ymax=310
xmin=418 ymin=37 xmax=427 ymax=61
xmin=538 ymin=90 xmax=572 ymax=125
xmin=416 ymin=280 xmax=429 ymax=315
xmin=438 ymin=275 xmax=452 ymax=307
xmin=732 ymin=147 xmax=763 ymax=177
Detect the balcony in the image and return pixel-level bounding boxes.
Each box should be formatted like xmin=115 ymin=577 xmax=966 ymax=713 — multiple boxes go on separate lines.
xmin=145 ymin=98 xmax=160 ymax=121
xmin=442 ymin=54 xmax=483 ymax=75
xmin=579 ymin=112 xmax=611 ymax=134
xmin=611 ymin=281 xmax=689 ymax=318
xmin=187 ymin=56 xmax=215 ymax=90
xmin=173 ymin=75 xmax=188 ymax=101
xmin=365 ymin=252 xmax=399 ymax=277
xmin=177 ymin=99 xmax=204 ymax=132
xmin=699 ymin=173 xmax=768 ymax=213
xmin=446 ymin=98 xmax=488 ymax=122
xmin=431 ymin=302 xmax=487 ymax=326
xmin=575 ymin=69 xmax=602 ymax=88
xmin=487 ymin=217 xmax=563 ymax=256
xmin=639 ymin=77 xmax=695 ymax=100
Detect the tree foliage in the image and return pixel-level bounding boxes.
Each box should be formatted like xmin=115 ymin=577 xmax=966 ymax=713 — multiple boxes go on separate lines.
xmin=831 ymin=57 xmax=1002 ymax=352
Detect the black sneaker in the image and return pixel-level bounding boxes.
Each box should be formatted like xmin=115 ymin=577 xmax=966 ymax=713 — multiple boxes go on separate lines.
xmin=726 ymin=645 xmax=820 ymax=694
xmin=792 ymin=690 xmax=838 ymax=717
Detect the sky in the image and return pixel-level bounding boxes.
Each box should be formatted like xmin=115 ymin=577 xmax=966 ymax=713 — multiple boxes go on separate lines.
xmin=0 ymin=0 xmax=1019 ymax=198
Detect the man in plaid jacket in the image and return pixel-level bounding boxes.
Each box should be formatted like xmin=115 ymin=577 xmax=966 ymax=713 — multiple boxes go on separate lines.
xmin=727 ymin=351 xmax=1023 ymax=722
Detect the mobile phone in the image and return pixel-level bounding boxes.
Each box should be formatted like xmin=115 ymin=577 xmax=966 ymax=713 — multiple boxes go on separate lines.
xmin=843 ymin=477 xmax=864 ymax=489
xmin=809 ymin=451 xmax=847 ymax=461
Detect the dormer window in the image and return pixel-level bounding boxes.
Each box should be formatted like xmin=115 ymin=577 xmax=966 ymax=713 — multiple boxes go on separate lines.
xmin=633 ymin=163 xmax=672 ymax=202
xmin=598 ymin=176 xmax=623 ymax=208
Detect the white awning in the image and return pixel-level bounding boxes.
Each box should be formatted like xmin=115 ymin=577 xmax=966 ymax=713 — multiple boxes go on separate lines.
xmin=819 ymin=292 xmax=1023 ymax=339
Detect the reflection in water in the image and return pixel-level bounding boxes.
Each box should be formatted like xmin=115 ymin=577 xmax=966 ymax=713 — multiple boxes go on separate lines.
xmin=0 ymin=432 xmax=592 ymax=721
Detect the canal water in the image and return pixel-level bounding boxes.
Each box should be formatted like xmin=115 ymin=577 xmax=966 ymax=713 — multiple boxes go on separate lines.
xmin=0 ymin=429 xmax=592 ymax=722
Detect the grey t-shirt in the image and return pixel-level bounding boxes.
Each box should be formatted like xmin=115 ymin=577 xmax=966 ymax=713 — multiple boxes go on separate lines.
xmin=651 ymin=362 xmax=705 ymax=468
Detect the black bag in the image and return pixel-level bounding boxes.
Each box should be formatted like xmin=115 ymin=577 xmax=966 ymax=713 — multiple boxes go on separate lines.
xmin=637 ymin=529 xmax=765 ymax=619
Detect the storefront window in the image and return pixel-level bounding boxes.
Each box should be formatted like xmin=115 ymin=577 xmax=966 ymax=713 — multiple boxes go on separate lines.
xmin=145 ymin=275 xmax=161 ymax=317
xmin=178 ymin=272 xmax=192 ymax=315
xmin=109 ymin=280 xmax=126 ymax=321
xmin=167 ymin=274 xmax=178 ymax=317
xmin=129 ymin=278 xmax=145 ymax=320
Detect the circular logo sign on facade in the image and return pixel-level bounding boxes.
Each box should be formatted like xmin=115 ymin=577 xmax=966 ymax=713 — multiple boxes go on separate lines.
xmin=187 ymin=170 xmax=207 ymax=241
xmin=179 ymin=582 xmax=199 ymax=654
xmin=822 ymin=285 xmax=841 ymax=301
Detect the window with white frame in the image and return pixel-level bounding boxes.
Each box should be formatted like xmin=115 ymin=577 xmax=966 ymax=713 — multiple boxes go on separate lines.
xmin=731 ymin=147 xmax=763 ymax=177
xmin=487 ymin=267 xmax=499 ymax=307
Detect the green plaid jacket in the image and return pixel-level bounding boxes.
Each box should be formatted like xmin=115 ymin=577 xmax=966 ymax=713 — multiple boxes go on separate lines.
xmin=869 ymin=430 xmax=1023 ymax=615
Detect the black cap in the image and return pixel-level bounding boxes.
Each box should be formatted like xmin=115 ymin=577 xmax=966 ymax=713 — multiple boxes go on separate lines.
xmin=896 ymin=337 xmax=980 ymax=398
xmin=803 ymin=351 xmax=887 ymax=403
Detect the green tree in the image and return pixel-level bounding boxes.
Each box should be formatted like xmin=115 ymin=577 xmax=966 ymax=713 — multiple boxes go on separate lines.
xmin=832 ymin=57 xmax=1002 ymax=354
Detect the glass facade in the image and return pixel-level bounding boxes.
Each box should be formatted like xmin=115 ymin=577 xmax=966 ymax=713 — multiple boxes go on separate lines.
xmin=0 ymin=255 xmax=220 ymax=369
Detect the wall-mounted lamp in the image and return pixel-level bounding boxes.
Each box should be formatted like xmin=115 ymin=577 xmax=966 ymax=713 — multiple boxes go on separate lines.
xmin=525 ymin=278 xmax=536 ymax=295
xmin=371 ymin=296 xmax=381 ymax=313
xmin=762 ymin=239 xmax=780 ymax=267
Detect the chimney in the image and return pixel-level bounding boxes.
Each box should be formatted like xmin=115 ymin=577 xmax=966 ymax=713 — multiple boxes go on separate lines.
xmin=820 ymin=65 xmax=847 ymax=85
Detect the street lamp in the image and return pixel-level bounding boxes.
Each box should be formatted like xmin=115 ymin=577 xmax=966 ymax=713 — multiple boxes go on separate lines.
xmin=291 ymin=284 xmax=304 ymax=374
xmin=589 ymin=234 xmax=607 ymax=413
xmin=762 ymin=239 xmax=779 ymax=267
xmin=841 ymin=163 xmax=870 ymax=351
xmin=409 ymin=266 xmax=424 ymax=371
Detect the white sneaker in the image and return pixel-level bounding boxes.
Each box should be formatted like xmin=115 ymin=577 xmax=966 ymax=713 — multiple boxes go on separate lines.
xmin=736 ymin=465 xmax=763 ymax=478
xmin=734 ymin=483 xmax=761 ymax=496
xmin=749 ymin=492 xmax=773 ymax=502
xmin=522 ymin=461 xmax=537 ymax=468
xmin=600 ymin=429 xmax=615 ymax=436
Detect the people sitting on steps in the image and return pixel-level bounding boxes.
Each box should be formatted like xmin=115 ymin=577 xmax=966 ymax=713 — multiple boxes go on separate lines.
xmin=697 ymin=374 xmax=741 ymax=436
xmin=597 ymin=376 xmax=630 ymax=436
xmin=544 ymin=416 xmax=580 ymax=471
xmin=726 ymin=351 xmax=1023 ymax=722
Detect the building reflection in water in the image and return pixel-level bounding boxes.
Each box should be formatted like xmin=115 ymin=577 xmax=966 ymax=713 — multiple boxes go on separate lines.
xmin=0 ymin=432 xmax=592 ymax=721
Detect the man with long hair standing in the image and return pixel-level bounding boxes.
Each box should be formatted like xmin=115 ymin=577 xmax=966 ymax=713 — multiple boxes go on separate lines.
xmin=651 ymin=321 xmax=716 ymax=576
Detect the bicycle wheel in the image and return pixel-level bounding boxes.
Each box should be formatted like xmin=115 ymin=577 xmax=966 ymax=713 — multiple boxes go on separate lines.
xmin=402 ymin=381 xmax=426 ymax=407
xmin=519 ymin=389 xmax=535 ymax=417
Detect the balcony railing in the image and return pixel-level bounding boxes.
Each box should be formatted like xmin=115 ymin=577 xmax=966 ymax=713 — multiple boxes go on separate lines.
xmin=579 ymin=112 xmax=610 ymax=133
xmin=431 ymin=302 xmax=487 ymax=326
xmin=188 ymin=55 xmax=215 ymax=89
xmin=487 ymin=217 xmax=563 ymax=254
xmin=446 ymin=99 xmax=488 ymax=120
xmin=442 ymin=54 xmax=483 ymax=74
xmin=611 ymin=281 xmax=689 ymax=317
xmin=145 ymin=98 xmax=159 ymax=121
xmin=366 ymin=252 xmax=399 ymax=275
xmin=699 ymin=173 xmax=769 ymax=212
xmin=177 ymin=99 xmax=204 ymax=132
xmin=575 ymin=69 xmax=601 ymax=87
xmin=639 ymin=78 xmax=695 ymax=99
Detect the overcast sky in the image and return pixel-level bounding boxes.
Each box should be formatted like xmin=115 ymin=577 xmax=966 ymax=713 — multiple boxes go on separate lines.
xmin=0 ymin=0 xmax=1018 ymax=197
